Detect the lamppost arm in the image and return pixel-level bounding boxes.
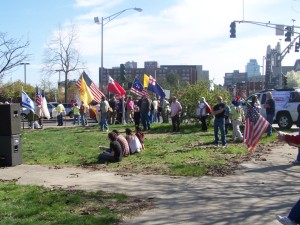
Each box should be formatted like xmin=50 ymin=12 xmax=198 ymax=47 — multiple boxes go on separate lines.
xmin=102 ymin=8 xmax=142 ymax=26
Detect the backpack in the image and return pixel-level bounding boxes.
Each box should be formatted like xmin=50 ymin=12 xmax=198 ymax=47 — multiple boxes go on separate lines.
xmin=205 ymin=102 xmax=212 ymax=114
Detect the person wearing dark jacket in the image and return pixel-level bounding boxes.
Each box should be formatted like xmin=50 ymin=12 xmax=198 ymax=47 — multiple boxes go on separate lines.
xmin=98 ymin=132 xmax=123 ymax=162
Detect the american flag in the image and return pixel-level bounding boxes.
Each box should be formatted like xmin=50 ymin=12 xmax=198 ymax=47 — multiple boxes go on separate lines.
xmin=75 ymin=72 xmax=104 ymax=103
xmin=130 ymin=77 xmax=150 ymax=98
xmin=244 ymin=104 xmax=269 ymax=152
xmin=35 ymin=86 xmax=42 ymax=106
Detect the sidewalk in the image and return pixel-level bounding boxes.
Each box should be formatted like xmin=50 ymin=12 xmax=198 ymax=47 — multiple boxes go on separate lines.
xmin=0 ymin=144 xmax=299 ymax=225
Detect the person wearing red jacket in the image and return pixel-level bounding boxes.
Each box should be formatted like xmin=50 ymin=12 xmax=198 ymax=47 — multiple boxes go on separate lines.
xmin=276 ymin=132 xmax=300 ymax=225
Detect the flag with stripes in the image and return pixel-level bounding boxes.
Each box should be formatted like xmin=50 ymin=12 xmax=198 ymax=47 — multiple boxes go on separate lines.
xmin=130 ymin=77 xmax=150 ymax=98
xmin=75 ymin=71 xmax=104 ymax=103
xmin=35 ymin=86 xmax=42 ymax=106
xmin=244 ymin=104 xmax=269 ymax=152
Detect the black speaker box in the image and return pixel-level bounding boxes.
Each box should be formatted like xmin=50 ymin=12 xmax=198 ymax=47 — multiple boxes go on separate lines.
xmin=0 ymin=134 xmax=22 ymax=167
xmin=0 ymin=104 xmax=21 ymax=135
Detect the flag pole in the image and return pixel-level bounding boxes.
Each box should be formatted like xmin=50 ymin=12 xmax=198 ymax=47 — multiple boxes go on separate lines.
xmin=122 ymin=97 xmax=126 ymax=125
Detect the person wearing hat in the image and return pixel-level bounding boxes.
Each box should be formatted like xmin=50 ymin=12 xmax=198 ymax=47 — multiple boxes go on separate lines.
xmin=229 ymin=97 xmax=245 ymax=142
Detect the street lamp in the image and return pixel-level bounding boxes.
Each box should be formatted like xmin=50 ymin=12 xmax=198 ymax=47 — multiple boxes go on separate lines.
xmin=20 ymin=62 xmax=30 ymax=86
xmin=94 ymin=7 xmax=143 ymax=90
xmin=55 ymin=69 xmax=63 ymax=100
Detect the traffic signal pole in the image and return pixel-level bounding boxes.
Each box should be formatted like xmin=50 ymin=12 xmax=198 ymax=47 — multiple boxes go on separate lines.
xmin=230 ymin=19 xmax=300 ymax=88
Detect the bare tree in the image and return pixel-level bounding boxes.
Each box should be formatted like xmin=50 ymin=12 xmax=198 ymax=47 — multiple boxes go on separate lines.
xmin=0 ymin=32 xmax=30 ymax=79
xmin=42 ymin=25 xmax=85 ymax=102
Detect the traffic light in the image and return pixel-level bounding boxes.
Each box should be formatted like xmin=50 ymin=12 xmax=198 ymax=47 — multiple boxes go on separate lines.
xmin=283 ymin=75 xmax=287 ymax=86
xmin=295 ymin=42 xmax=300 ymax=52
xmin=230 ymin=22 xmax=236 ymax=38
xmin=120 ymin=64 xmax=126 ymax=81
xmin=285 ymin=26 xmax=291 ymax=42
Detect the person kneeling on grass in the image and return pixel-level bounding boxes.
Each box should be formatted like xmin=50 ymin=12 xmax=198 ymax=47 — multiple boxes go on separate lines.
xmin=98 ymin=132 xmax=123 ymax=163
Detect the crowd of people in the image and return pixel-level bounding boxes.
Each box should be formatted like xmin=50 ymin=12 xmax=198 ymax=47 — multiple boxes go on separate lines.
xmin=195 ymin=92 xmax=276 ymax=148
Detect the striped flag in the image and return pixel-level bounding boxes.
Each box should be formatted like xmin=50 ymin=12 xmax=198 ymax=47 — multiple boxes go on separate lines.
xmin=75 ymin=71 xmax=104 ymax=103
xmin=130 ymin=77 xmax=150 ymax=98
xmin=35 ymin=86 xmax=42 ymax=106
xmin=244 ymin=104 xmax=269 ymax=152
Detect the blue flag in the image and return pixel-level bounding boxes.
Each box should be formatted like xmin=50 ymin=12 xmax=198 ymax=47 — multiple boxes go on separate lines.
xmin=145 ymin=74 xmax=166 ymax=98
xmin=22 ymin=91 xmax=35 ymax=112
xmin=130 ymin=78 xmax=150 ymax=98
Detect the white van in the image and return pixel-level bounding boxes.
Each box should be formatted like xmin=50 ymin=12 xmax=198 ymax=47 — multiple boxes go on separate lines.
xmin=243 ymin=88 xmax=300 ymax=129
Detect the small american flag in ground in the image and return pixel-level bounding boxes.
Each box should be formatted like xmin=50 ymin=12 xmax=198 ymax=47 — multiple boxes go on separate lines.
xmin=244 ymin=104 xmax=269 ymax=152
xmin=130 ymin=77 xmax=150 ymax=98
xmin=35 ymin=86 xmax=42 ymax=106
xmin=76 ymin=72 xmax=104 ymax=103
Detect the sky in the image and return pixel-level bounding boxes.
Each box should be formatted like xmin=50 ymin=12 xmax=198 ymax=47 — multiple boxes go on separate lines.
xmin=1 ymin=0 xmax=300 ymax=87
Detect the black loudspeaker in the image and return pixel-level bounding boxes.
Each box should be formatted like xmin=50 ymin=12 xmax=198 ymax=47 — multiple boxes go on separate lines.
xmin=0 ymin=104 xmax=21 ymax=135
xmin=0 ymin=134 xmax=22 ymax=167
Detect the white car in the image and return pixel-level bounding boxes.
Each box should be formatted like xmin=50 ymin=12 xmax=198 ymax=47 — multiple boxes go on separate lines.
xmin=242 ymin=88 xmax=300 ymax=129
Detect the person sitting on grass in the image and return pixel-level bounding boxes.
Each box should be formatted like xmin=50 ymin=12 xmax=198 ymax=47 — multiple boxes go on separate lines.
xmin=135 ymin=126 xmax=145 ymax=150
xmin=98 ymin=132 xmax=123 ymax=163
xmin=112 ymin=129 xmax=130 ymax=157
xmin=125 ymin=128 xmax=142 ymax=154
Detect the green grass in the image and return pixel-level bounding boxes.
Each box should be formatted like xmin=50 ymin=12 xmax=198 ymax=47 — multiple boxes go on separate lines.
xmin=0 ymin=181 xmax=152 ymax=225
xmin=21 ymin=122 xmax=276 ymax=176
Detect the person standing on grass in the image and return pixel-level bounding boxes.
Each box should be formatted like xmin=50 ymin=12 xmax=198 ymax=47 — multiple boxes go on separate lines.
xmin=72 ymin=103 xmax=80 ymax=125
xmin=56 ymin=101 xmax=65 ymax=126
xmin=126 ymin=96 xmax=135 ymax=123
xmin=108 ymin=96 xmax=117 ymax=125
xmin=212 ymin=96 xmax=226 ymax=147
xmin=140 ymin=95 xmax=151 ymax=131
xmin=170 ymin=96 xmax=182 ymax=132
xmin=199 ymin=97 xmax=209 ymax=132
xmin=264 ymin=91 xmax=275 ymax=136
xmin=79 ymin=101 xmax=88 ymax=126
xmin=98 ymin=132 xmax=123 ymax=163
xmin=229 ymin=97 xmax=244 ymax=142
xmin=99 ymin=96 xmax=109 ymax=132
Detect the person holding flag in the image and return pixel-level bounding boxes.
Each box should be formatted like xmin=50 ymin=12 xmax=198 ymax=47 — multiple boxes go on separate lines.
xmin=22 ymin=90 xmax=36 ymax=128
xmin=35 ymin=87 xmax=43 ymax=128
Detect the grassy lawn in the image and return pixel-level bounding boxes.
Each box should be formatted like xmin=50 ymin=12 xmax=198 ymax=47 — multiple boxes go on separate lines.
xmin=21 ymin=122 xmax=276 ymax=176
xmin=0 ymin=181 xmax=153 ymax=225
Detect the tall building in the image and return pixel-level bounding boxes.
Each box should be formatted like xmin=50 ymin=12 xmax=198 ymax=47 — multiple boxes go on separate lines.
xmin=125 ymin=61 xmax=137 ymax=69
xmin=246 ymin=59 xmax=261 ymax=77
xmin=102 ymin=61 xmax=209 ymax=87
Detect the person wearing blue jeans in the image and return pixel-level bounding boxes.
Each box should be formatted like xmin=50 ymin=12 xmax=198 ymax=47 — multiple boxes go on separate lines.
xmin=212 ymin=96 xmax=226 ymax=147
xmin=264 ymin=92 xmax=275 ymax=136
xmin=276 ymin=132 xmax=300 ymax=224
xmin=277 ymin=200 xmax=300 ymax=225
xmin=140 ymin=95 xmax=151 ymax=131
xmin=99 ymin=96 xmax=109 ymax=132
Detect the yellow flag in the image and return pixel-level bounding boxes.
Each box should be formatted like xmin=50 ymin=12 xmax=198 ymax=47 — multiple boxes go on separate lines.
xmin=144 ymin=74 xmax=149 ymax=88
xmin=80 ymin=75 xmax=93 ymax=105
